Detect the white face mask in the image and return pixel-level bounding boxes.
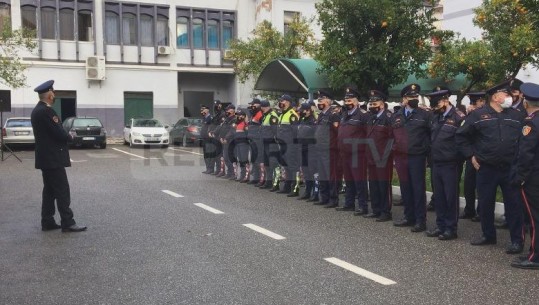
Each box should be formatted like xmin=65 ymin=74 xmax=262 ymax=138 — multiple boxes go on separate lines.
xmin=500 ymin=96 xmax=513 ymax=109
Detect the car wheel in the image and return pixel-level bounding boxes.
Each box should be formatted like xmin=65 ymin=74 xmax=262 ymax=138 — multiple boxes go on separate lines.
xmin=182 ymin=134 xmax=187 ymax=147
xmin=100 ymin=142 xmax=107 ymax=149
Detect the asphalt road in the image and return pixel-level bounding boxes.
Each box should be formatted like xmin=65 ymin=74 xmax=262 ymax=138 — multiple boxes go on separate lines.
xmin=1 ymin=145 xmax=538 ymax=305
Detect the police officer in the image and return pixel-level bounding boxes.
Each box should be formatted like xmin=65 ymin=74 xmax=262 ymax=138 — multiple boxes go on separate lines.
xmin=336 ymin=87 xmax=371 ymax=214
xmin=313 ymin=90 xmax=341 ymax=207
xmin=30 ymin=80 xmax=87 ymax=232
xmin=209 ymin=100 xmax=225 ymax=174
xmin=365 ymin=90 xmax=394 ymax=222
xmin=296 ymin=103 xmax=317 ymax=200
xmin=424 ymin=89 xmax=465 ymax=240
xmin=276 ymin=94 xmax=300 ymax=195
xmin=510 ymin=78 xmax=526 ymax=112
xmin=247 ymin=99 xmax=264 ymax=184
xmin=200 ymin=105 xmax=215 ymax=174
xmin=460 ymin=91 xmax=486 ymax=221
xmin=511 ymin=82 xmax=539 ymax=269
xmin=233 ymin=109 xmax=250 ymax=182
xmin=259 ymin=100 xmax=280 ymax=189
xmin=456 ymin=80 xmax=525 ymax=253
xmin=217 ymin=104 xmax=237 ymax=179
xmin=392 ymin=84 xmax=431 ymax=233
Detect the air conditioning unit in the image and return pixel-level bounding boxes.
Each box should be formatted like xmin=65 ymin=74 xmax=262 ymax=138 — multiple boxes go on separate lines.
xmin=157 ymin=46 xmax=171 ymax=55
xmin=86 ymin=56 xmax=105 ymax=80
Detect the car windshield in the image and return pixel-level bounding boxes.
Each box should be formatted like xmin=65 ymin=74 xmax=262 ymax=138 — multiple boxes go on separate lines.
xmin=6 ymin=119 xmax=32 ymax=127
xmin=132 ymin=119 xmax=163 ymax=127
xmin=73 ymin=118 xmax=102 ymax=127
xmin=188 ymin=118 xmax=203 ymax=126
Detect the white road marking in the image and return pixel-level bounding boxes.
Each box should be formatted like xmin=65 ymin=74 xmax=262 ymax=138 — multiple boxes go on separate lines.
xmin=193 ymin=203 xmax=224 ymax=214
xmin=324 ymin=257 xmax=397 ymax=286
xmin=112 ymin=148 xmax=148 ymax=159
xmin=242 ymin=223 xmax=286 ymax=240
xmin=70 ymin=158 xmax=87 ymax=163
xmin=168 ymin=147 xmax=204 ymax=156
xmin=162 ymin=190 xmax=184 ymax=198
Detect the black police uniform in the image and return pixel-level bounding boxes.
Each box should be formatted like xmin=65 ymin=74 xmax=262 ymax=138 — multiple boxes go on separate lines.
xmin=232 ymin=110 xmax=250 ymax=182
xmin=510 ymin=78 xmax=526 ymax=113
xmin=276 ymin=97 xmax=300 ymax=194
xmin=259 ymin=103 xmax=279 ymax=189
xmin=217 ymin=108 xmax=236 ymax=178
xmin=314 ymin=96 xmax=341 ymax=206
xmin=247 ymin=100 xmax=264 ymax=184
xmin=426 ymin=90 xmax=465 ymax=239
xmin=296 ymin=104 xmax=317 ymax=199
xmin=200 ymin=109 xmax=215 ymax=173
xmin=338 ymin=88 xmax=372 ymax=212
xmin=392 ymin=84 xmax=431 ymax=230
xmin=366 ymin=106 xmax=394 ymax=221
xmin=30 ymin=82 xmax=76 ymax=229
xmin=456 ymin=81 xmax=525 ymax=248
xmin=512 ymin=82 xmax=539 ymax=268
xmin=210 ymin=101 xmax=226 ymax=173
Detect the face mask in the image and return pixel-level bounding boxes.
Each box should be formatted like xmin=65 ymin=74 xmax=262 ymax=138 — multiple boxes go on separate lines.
xmin=317 ymin=104 xmax=325 ymax=111
xmin=368 ymin=107 xmax=380 ymax=114
xmin=408 ymin=99 xmax=419 ymax=109
xmin=214 ymin=105 xmax=221 ymax=112
xmin=501 ymin=96 xmax=513 ymax=109
xmin=345 ymin=103 xmax=354 ymax=110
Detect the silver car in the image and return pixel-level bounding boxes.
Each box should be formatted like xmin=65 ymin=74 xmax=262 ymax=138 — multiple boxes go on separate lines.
xmin=2 ymin=117 xmax=35 ymax=145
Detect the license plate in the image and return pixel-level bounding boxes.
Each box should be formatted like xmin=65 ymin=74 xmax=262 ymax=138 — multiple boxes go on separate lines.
xmin=14 ymin=131 xmax=29 ymax=136
xmin=82 ymin=137 xmax=95 ymax=140
xmin=145 ymin=137 xmax=159 ymax=142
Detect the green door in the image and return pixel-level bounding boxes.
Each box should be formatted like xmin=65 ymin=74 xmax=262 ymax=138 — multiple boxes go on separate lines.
xmin=124 ymin=97 xmax=153 ymax=126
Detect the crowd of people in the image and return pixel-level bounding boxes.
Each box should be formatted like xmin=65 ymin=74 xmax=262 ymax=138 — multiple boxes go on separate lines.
xmin=198 ymin=79 xmax=539 ymax=270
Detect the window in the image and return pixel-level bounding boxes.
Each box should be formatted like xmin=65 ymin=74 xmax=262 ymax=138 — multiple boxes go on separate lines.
xmin=140 ymin=14 xmax=153 ymax=46
xmin=122 ymin=13 xmax=137 ymax=45
xmin=192 ymin=18 xmax=203 ymax=49
xmin=59 ymin=9 xmax=75 ymax=40
xmin=78 ymin=11 xmax=93 ymax=41
xmin=41 ymin=7 xmax=56 ymax=39
xmin=21 ymin=5 xmax=37 ymax=33
xmin=105 ymin=11 xmax=120 ymax=44
xmin=157 ymin=17 xmax=168 ymax=46
xmin=207 ymin=20 xmax=219 ymax=49
xmin=284 ymin=11 xmax=300 ymax=35
xmin=176 ymin=17 xmax=189 ymax=47
xmin=223 ymin=20 xmax=233 ymax=49
xmin=0 ymin=3 xmax=10 ymax=34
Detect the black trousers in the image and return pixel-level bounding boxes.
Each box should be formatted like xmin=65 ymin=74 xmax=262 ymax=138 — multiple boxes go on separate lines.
xmin=522 ymin=175 xmax=539 ymax=262
xmin=432 ymin=162 xmax=460 ymax=232
xmin=463 ymin=160 xmax=478 ymax=216
xmin=41 ymin=168 xmax=75 ymax=228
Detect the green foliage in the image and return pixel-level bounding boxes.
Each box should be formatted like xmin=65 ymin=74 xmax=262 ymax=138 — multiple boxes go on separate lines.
xmin=0 ymin=18 xmax=37 ymax=88
xmin=227 ymin=18 xmax=317 ymax=83
xmin=315 ymin=0 xmax=444 ymax=93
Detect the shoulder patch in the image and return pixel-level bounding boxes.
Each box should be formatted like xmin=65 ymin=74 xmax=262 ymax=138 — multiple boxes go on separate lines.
xmin=523 ymin=125 xmax=532 ymax=136
xmin=460 ymin=119 xmax=466 ymax=126
xmin=52 ymin=116 xmax=59 ymax=123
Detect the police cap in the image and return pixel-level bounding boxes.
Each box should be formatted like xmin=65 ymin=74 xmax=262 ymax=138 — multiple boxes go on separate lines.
xmin=467 ymin=91 xmax=486 ymax=105
xmin=344 ymin=87 xmax=360 ymax=99
xmin=400 ymin=83 xmax=421 ymax=97
xmin=299 ymin=103 xmax=311 ymax=111
xmin=249 ymin=98 xmax=261 ymax=105
xmin=279 ymin=94 xmax=293 ymax=102
xmin=432 ymin=85 xmax=452 ymax=97
xmin=214 ymin=99 xmax=222 ymax=105
xmin=235 ymin=109 xmax=246 ymax=116
xmin=316 ymin=90 xmax=333 ymax=100
xmin=486 ymin=80 xmax=511 ymax=96
xmin=260 ymin=100 xmax=270 ymax=107
xmin=425 ymin=89 xmax=450 ymax=107
xmin=367 ymin=90 xmax=388 ymax=102
xmin=521 ymin=83 xmax=539 ymax=102
xmin=34 ymin=80 xmax=55 ymax=94
xmin=225 ymin=104 xmax=235 ymax=111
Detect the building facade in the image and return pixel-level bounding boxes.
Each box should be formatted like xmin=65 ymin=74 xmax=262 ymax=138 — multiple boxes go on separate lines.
xmin=0 ymin=0 xmax=321 ymax=136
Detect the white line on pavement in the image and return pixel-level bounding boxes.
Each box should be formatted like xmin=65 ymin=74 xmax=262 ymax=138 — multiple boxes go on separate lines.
xmin=168 ymin=147 xmax=204 ymax=156
xmin=69 ymin=158 xmax=87 ymax=163
xmin=162 ymin=190 xmax=184 ymax=198
xmin=112 ymin=148 xmax=148 ymax=159
xmin=242 ymin=223 xmax=286 ymax=240
xmin=324 ymin=257 xmax=396 ymax=286
xmin=193 ymin=203 xmax=225 ymax=214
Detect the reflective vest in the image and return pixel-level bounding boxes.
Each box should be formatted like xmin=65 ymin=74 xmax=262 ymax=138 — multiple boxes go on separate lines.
xmin=262 ymin=110 xmax=279 ymax=126
xmin=279 ymin=108 xmax=298 ymax=125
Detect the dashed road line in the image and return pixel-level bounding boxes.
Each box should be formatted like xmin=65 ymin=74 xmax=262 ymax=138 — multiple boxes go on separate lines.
xmin=242 ymin=223 xmax=286 ymax=240
xmin=324 ymin=257 xmax=397 ymax=286
xmin=162 ymin=190 xmax=184 ymax=198
xmin=112 ymin=148 xmax=148 ymax=159
xmin=168 ymin=147 xmax=204 ymax=156
xmin=70 ymin=158 xmax=87 ymax=163
xmin=194 ymin=203 xmax=225 ymax=214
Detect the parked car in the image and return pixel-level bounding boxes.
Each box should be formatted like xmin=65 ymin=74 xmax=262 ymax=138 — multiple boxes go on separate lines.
xmin=63 ymin=117 xmax=107 ymax=149
xmin=170 ymin=117 xmax=203 ymax=147
xmin=123 ymin=118 xmax=169 ymax=148
xmin=2 ymin=117 xmax=34 ymax=146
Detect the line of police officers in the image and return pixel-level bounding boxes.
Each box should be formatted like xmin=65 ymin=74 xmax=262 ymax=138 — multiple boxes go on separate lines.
xmin=199 ymin=79 xmax=539 ymax=269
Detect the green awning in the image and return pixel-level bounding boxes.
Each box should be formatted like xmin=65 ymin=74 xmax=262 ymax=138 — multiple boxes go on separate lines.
xmin=389 ymin=73 xmax=469 ymax=97
xmin=254 ymin=59 xmax=330 ymax=94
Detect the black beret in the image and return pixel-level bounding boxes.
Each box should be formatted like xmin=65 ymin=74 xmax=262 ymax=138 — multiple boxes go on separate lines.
xmin=34 ymin=80 xmax=54 ymax=94
xmin=521 ymin=83 xmax=539 ymax=102
xmin=486 ymin=80 xmax=511 ymax=96
xmin=400 ymin=83 xmax=421 ymax=97
xmin=344 ymin=87 xmax=360 ymax=99
xmin=367 ymin=90 xmax=388 ymax=102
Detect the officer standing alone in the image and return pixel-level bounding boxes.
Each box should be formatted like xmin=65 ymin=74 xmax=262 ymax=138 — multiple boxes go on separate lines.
xmin=31 ymin=80 xmax=86 ymax=232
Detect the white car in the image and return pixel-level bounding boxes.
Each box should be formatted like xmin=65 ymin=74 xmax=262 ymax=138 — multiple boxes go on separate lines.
xmin=123 ymin=118 xmax=169 ymax=148
xmin=2 ymin=117 xmax=35 ymax=145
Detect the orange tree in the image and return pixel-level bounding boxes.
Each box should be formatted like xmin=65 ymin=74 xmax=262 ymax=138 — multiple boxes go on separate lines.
xmin=315 ymin=0 xmax=446 ymax=93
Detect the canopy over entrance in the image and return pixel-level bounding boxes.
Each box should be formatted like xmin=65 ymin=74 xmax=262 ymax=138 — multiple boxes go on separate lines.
xmin=254 ymin=59 xmax=330 ymax=94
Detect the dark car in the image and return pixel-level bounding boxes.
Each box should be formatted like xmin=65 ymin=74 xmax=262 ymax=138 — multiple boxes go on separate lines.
xmin=63 ymin=117 xmax=107 ymax=149
xmin=170 ymin=117 xmax=203 ymax=147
